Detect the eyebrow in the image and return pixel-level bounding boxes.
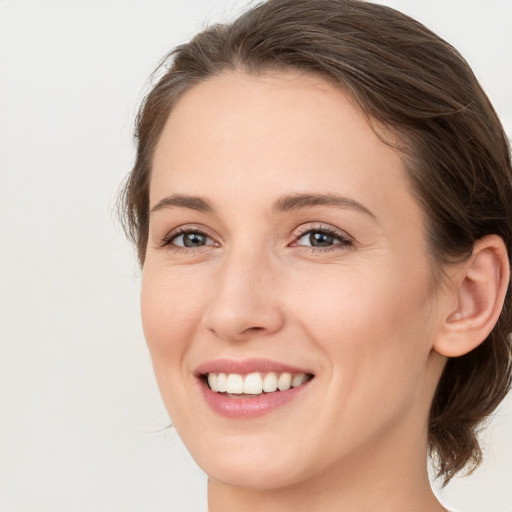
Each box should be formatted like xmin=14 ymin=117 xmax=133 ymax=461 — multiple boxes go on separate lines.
xmin=150 ymin=194 xmax=214 ymax=214
xmin=272 ymin=193 xmax=376 ymax=218
xmin=150 ymin=192 xmax=375 ymax=219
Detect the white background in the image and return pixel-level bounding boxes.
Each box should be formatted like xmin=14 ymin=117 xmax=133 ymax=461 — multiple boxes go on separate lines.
xmin=0 ymin=1 xmax=511 ymax=511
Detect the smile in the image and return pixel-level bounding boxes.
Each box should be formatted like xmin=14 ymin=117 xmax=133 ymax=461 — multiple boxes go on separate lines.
xmin=206 ymin=371 xmax=312 ymax=395
xmin=195 ymin=359 xmax=315 ymax=417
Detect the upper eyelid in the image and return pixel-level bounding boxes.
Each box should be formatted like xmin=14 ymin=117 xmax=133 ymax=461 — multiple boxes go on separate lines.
xmin=164 ymin=223 xmax=216 ymax=238
xmin=292 ymin=223 xmax=353 ymax=240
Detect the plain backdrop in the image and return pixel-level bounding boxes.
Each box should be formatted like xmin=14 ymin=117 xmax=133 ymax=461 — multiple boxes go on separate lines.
xmin=0 ymin=1 xmax=511 ymax=511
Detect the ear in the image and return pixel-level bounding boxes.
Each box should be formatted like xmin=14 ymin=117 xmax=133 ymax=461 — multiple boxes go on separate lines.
xmin=433 ymin=235 xmax=510 ymax=358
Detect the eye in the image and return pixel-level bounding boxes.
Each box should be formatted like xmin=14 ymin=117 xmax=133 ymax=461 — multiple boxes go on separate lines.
xmin=162 ymin=228 xmax=217 ymax=249
xmin=293 ymin=226 xmax=352 ymax=250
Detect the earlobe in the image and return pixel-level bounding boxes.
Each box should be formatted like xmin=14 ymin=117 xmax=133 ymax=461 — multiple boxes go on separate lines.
xmin=434 ymin=235 xmax=509 ymax=358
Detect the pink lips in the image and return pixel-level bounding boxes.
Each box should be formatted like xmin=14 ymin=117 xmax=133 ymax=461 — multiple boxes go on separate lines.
xmin=195 ymin=358 xmax=314 ymax=419
xmin=195 ymin=357 xmax=313 ymax=376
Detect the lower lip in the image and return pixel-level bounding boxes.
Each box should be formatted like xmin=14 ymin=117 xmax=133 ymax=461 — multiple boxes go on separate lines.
xmin=198 ymin=378 xmax=313 ymax=418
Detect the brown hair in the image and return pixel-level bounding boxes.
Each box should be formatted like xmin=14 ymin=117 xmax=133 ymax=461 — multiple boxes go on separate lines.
xmin=118 ymin=0 xmax=512 ymax=484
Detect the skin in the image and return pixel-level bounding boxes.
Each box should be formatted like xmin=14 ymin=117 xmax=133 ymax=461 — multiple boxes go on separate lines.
xmin=142 ymin=70 xmax=454 ymax=511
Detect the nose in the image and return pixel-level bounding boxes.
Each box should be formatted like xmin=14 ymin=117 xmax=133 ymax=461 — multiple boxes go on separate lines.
xmin=202 ymin=248 xmax=285 ymax=343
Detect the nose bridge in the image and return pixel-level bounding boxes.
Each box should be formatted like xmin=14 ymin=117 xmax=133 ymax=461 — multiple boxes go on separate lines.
xmin=204 ymin=240 xmax=284 ymax=341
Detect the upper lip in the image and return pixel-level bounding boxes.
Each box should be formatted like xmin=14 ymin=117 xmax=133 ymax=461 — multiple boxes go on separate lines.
xmin=195 ymin=358 xmax=314 ymax=376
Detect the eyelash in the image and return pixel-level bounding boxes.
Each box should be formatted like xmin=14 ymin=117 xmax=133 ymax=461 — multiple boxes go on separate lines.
xmin=160 ymin=226 xmax=216 ymax=253
xmin=160 ymin=225 xmax=353 ymax=254
xmin=291 ymin=225 xmax=353 ymax=253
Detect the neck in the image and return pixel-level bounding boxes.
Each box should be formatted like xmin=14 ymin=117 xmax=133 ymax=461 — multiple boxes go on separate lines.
xmin=208 ymin=467 xmax=443 ymax=512
xmin=207 ymin=419 xmax=445 ymax=512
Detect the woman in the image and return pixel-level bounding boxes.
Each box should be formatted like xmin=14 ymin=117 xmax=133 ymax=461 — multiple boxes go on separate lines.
xmin=119 ymin=0 xmax=512 ymax=510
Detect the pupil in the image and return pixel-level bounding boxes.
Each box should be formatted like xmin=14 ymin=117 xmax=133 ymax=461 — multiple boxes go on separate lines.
xmin=184 ymin=233 xmax=205 ymax=247
xmin=310 ymin=232 xmax=333 ymax=247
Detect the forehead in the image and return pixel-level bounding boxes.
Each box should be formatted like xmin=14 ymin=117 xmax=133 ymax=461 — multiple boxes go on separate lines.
xmin=150 ymin=70 xmax=420 ymax=229
xmin=152 ymin=71 xmax=383 ymax=175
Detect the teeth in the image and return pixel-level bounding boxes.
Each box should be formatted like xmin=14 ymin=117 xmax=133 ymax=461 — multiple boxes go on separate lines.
xmin=226 ymin=374 xmax=244 ymax=394
xmin=206 ymin=371 xmax=311 ymax=395
xmin=217 ymin=373 xmax=227 ymax=392
xmin=262 ymin=372 xmax=278 ymax=392
xmin=244 ymin=372 xmax=263 ymax=394
xmin=208 ymin=373 xmax=219 ymax=392
xmin=292 ymin=373 xmax=307 ymax=387
xmin=277 ymin=372 xmax=292 ymax=391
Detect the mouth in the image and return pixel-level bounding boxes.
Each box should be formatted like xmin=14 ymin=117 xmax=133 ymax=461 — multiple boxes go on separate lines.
xmin=195 ymin=359 xmax=315 ymax=418
xmin=201 ymin=371 xmax=314 ymax=397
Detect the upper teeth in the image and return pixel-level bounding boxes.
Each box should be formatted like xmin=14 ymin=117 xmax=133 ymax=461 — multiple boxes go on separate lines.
xmin=207 ymin=372 xmax=309 ymax=395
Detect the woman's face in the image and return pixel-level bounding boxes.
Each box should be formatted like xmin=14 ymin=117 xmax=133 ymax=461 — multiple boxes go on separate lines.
xmin=142 ymin=71 xmax=447 ymax=490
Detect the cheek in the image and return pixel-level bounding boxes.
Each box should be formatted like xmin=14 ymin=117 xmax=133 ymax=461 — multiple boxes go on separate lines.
xmin=140 ymin=268 xmax=209 ymax=427
xmin=290 ymin=260 xmax=435 ymax=394
xmin=290 ymin=269 xmax=437 ymax=465
xmin=140 ymin=268 xmax=204 ymax=367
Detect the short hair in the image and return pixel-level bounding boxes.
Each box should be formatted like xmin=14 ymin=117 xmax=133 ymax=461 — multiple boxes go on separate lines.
xmin=118 ymin=0 xmax=512 ymax=484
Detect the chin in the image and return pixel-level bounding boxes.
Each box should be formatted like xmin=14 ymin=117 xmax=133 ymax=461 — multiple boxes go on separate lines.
xmin=204 ymin=458 xmax=304 ymax=491
xmin=187 ymin=436 xmax=312 ymax=491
